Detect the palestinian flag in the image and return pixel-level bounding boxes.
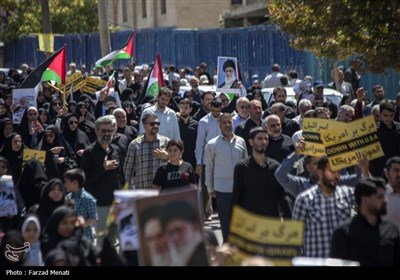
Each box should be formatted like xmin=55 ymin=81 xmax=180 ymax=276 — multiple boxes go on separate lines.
xmin=19 ymin=46 xmax=66 ymax=88
xmin=95 ymin=32 xmax=134 ymax=68
xmin=105 ymin=70 xmax=117 ymax=95
xmin=145 ymin=53 xmax=165 ymax=98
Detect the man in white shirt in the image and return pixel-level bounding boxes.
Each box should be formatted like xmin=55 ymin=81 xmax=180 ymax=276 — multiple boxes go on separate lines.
xmin=139 ymin=87 xmax=180 ymax=140
xmin=384 ymin=156 xmax=400 ymax=231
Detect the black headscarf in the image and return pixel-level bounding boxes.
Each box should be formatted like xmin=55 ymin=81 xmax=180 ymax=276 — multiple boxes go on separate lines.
xmin=60 ymin=113 xmax=90 ymax=153
xmin=36 ymin=178 xmax=66 ymax=229
xmin=48 ymin=97 xmax=64 ymax=124
xmin=38 ymin=107 xmax=50 ymax=128
xmin=38 ymin=125 xmax=75 ymax=159
xmin=0 ymin=118 xmax=13 ymax=149
xmin=75 ymin=102 xmax=96 ymax=142
xmin=41 ymin=205 xmax=76 ymax=257
xmin=15 ymin=158 xmax=48 ymax=212
xmin=0 ymin=133 xmax=24 ymax=184
xmin=0 ymin=230 xmax=28 ymax=266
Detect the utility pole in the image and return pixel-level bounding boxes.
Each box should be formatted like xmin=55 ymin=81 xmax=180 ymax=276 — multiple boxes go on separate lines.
xmin=98 ymin=0 xmax=111 ymax=57
xmin=40 ymin=0 xmax=52 ymax=58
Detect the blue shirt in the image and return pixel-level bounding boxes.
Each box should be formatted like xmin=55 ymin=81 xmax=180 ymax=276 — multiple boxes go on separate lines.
xmin=275 ymin=152 xmax=361 ymax=198
xmin=67 ymin=188 xmax=98 ymax=243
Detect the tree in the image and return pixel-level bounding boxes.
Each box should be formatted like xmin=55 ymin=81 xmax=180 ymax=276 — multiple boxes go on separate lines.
xmin=0 ymin=0 xmax=99 ymax=43
xmin=268 ymin=0 xmax=400 ymax=73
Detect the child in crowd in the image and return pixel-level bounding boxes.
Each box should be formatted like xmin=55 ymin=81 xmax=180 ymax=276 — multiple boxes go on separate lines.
xmin=64 ymin=168 xmax=98 ymax=245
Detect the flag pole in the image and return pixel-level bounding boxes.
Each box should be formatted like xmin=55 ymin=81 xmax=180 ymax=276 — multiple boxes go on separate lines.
xmin=62 ymin=85 xmax=67 ymax=106
xmin=46 ymin=82 xmax=64 ymax=94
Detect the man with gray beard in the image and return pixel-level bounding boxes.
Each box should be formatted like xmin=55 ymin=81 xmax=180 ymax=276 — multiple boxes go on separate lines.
xmin=81 ymin=115 xmax=124 ymax=249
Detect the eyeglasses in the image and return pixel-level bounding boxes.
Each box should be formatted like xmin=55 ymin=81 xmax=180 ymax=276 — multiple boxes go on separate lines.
xmin=100 ymin=128 xmax=113 ymax=134
xmin=240 ymin=105 xmax=249 ymax=109
xmin=44 ymin=133 xmax=54 ymax=139
xmin=69 ymin=120 xmax=78 ymax=125
xmin=53 ymin=103 xmax=62 ymax=106
xmin=146 ymin=121 xmax=160 ymax=127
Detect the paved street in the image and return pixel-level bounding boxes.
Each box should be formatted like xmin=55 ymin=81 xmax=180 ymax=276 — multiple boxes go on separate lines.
xmin=204 ymin=212 xmax=223 ymax=245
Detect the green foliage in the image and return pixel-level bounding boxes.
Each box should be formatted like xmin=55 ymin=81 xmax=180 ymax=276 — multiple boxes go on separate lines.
xmin=0 ymin=0 xmax=99 ymax=43
xmin=268 ymin=0 xmax=400 ymax=73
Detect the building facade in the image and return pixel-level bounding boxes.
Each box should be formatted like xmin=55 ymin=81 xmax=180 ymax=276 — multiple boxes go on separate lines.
xmin=106 ymin=0 xmax=267 ymax=30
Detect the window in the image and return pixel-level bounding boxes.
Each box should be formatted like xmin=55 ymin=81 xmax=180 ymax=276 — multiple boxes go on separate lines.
xmin=142 ymin=0 xmax=147 ymax=18
xmin=122 ymin=0 xmax=127 ymax=22
xmin=160 ymin=0 xmax=166 ymax=14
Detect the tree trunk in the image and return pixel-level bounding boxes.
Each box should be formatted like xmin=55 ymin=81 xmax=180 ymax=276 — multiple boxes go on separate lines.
xmin=98 ymin=0 xmax=111 ymax=58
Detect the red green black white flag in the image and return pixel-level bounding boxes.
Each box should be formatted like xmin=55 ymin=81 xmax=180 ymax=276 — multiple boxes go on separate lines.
xmin=95 ymin=32 xmax=134 ymax=68
xmin=19 ymin=46 xmax=66 ymax=88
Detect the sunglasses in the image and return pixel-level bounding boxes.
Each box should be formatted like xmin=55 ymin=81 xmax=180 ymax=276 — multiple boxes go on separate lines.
xmin=100 ymin=128 xmax=113 ymax=134
xmin=44 ymin=133 xmax=54 ymax=139
xmin=146 ymin=121 xmax=160 ymax=127
xmin=69 ymin=120 xmax=78 ymax=125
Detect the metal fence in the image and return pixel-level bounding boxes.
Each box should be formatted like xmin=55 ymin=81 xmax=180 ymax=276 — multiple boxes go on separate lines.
xmin=4 ymin=26 xmax=400 ymax=99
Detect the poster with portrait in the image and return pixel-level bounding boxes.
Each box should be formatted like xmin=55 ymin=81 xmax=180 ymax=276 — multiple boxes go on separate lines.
xmin=135 ymin=188 xmax=209 ymax=266
xmin=94 ymin=90 xmax=122 ymax=112
xmin=216 ymin=56 xmax=241 ymax=96
xmin=0 ymin=175 xmax=18 ymax=217
xmin=12 ymin=85 xmax=39 ymax=124
xmin=113 ymin=190 xmax=159 ymax=252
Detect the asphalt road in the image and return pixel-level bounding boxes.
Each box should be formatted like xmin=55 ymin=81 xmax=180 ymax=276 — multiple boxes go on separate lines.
xmin=204 ymin=212 xmax=223 ymax=245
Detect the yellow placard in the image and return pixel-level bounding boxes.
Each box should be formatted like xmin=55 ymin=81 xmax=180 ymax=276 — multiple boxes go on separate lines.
xmin=23 ymin=149 xmax=46 ymax=165
xmin=62 ymin=72 xmax=86 ymax=94
xmin=227 ymin=206 xmax=304 ymax=266
xmin=301 ymin=118 xmax=336 ymax=157
xmin=320 ymin=116 xmax=384 ymax=171
xmin=38 ymin=33 xmax=54 ymax=53
xmin=83 ymin=76 xmax=107 ymax=94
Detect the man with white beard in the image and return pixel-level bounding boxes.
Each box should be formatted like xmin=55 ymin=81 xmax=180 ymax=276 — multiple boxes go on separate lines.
xmin=218 ymin=59 xmax=238 ymax=89
xmin=81 ymin=115 xmax=124 ymax=249
xmin=162 ymin=201 xmax=209 ymax=266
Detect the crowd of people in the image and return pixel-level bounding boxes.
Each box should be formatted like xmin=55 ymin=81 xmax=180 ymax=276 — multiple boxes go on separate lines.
xmin=0 ymin=59 xmax=399 ymax=266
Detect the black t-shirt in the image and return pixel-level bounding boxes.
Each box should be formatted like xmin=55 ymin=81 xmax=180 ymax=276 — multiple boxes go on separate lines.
xmin=152 ymin=161 xmax=196 ymax=191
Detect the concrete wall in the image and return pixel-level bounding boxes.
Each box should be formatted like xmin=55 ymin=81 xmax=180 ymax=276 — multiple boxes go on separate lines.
xmin=107 ymin=0 xmax=231 ymax=30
